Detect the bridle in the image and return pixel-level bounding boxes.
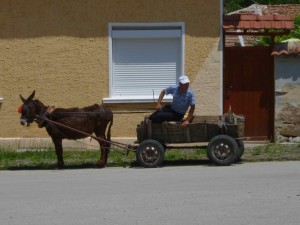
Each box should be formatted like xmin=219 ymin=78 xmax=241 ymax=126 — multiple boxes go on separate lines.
xmin=18 ymin=103 xmax=32 ymax=126
xmin=18 ymin=100 xmax=52 ymax=127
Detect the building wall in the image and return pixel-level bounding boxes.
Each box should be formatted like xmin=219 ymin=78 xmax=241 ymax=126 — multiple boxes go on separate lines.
xmin=275 ymin=56 xmax=300 ymax=140
xmin=0 ymin=0 xmax=220 ymax=139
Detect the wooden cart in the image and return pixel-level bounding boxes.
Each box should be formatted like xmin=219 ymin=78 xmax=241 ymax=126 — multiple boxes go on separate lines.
xmin=135 ymin=112 xmax=245 ymax=167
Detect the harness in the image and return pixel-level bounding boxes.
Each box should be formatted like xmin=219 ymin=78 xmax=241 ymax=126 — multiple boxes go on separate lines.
xmin=34 ymin=106 xmax=55 ymax=128
xmin=18 ymin=104 xmax=32 ymax=126
xmin=36 ymin=107 xmax=107 ymax=139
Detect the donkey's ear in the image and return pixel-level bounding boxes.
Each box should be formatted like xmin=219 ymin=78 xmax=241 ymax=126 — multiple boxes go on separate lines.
xmin=20 ymin=94 xmax=26 ymax=103
xmin=27 ymin=90 xmax=35 ymax=102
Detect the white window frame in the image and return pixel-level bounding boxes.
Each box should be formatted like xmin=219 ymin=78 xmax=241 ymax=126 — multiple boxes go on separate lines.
xmin=103 ymin=22 xmax=185 ymax=103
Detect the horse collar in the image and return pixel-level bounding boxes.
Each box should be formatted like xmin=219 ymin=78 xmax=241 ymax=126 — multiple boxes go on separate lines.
xmin=46 ymin=106 xmax=55 ymax=114
xmin=36 ymin=106 xmax=54 ymax=128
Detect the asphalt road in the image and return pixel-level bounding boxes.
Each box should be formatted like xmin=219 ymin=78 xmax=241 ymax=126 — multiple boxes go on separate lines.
xmin=1 ymin=162 xmax=300 ymax=225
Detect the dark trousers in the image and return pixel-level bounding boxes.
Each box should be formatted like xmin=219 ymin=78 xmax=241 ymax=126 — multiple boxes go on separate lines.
xmin=149 ymin=105 xmax=184 ymax=123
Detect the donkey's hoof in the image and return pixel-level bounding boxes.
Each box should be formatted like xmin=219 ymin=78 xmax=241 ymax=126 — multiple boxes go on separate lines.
xmin=56 ymin=161 xmax=64 ymax=169
xmin=97 ymin=160 xmax=106 ymax=168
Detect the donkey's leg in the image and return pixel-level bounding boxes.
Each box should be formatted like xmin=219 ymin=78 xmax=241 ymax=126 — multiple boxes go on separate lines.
xmin=97 ymin=140 xmax=108 ymax=168
xmin=95 ymin=122 xmax=109 ymax=168
xmin=52 ymin=138 xmax=64 ymax=168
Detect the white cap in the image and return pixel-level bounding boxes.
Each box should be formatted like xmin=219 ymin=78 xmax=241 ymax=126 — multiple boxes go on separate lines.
xmin=179 ymin=75 xmax=190 ymax=84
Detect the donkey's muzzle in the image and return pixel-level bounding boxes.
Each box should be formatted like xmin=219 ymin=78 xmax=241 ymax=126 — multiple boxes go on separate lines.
xmin=20 ymin=119 xmax=30 ymax=126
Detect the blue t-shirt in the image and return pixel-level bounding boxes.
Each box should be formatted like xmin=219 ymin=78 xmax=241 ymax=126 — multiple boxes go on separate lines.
xmin=165 ymin=85 xmax=196 ymax=115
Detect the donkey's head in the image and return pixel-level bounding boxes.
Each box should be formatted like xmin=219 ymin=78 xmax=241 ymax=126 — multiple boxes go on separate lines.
xmin=18 ymin=90 xmax=37 ymax=126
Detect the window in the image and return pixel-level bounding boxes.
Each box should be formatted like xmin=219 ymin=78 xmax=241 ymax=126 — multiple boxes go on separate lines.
xmin=103 ymin=23 xmax=185 ymax=103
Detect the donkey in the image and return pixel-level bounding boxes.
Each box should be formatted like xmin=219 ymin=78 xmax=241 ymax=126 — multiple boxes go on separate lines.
xmin=18 ymin=90 xmax=113 ymax=168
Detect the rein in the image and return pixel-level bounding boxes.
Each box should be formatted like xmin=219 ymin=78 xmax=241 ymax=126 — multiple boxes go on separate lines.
xmin=44 ymin=111 xmax=152 ymax=115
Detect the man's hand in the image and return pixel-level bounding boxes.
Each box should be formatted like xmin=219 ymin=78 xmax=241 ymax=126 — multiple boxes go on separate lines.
xmin=182 ymin=105 xmax=195 ymax=127
xmin=181 ymin=120 xmax=189 ymax=128
xmin=155 ymin=102 xmax=162 ymax=111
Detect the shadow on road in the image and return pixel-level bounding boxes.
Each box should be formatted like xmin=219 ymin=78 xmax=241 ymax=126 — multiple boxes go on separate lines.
xmin=4 ymin=159 xmax=243 ymax=170
xmin=130 ymin=159 xmax=243 ymax=168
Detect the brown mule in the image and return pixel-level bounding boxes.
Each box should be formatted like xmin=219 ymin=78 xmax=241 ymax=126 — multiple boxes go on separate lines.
xmin=18 ymin=90 xmax=113 ymax=168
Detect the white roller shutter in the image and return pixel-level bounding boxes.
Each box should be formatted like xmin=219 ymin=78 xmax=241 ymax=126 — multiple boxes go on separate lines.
xmin=112 ymin=38 xmax=180 ymax=98
xmin=104 ymin=25 xmax=184 ymax=103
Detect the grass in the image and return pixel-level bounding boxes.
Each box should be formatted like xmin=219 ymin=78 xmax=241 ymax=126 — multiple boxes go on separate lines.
xmin=0 ymin=148 xmax=136 ymax=170
xmin=243 ymin=143 xmax=300 ymax=162
xmin=0 ymin=143 xmax=299 ymax=170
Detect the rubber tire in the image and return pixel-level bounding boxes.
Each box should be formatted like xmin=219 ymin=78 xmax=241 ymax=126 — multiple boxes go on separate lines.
xmin=207 ymin=135 xmax=239 ymax=166
xmin=136 ymin=139 xmax=165 ymax=168
xmin=234 ymin=139 xmax=245 ymax=162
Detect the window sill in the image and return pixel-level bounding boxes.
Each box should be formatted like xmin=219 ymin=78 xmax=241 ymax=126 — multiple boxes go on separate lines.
xmin=103 ymin=96 xmax=173 ymax=104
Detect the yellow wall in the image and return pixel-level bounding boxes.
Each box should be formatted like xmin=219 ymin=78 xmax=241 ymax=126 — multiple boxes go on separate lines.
xmin=0 ymin=0 xmax=220 ymax=138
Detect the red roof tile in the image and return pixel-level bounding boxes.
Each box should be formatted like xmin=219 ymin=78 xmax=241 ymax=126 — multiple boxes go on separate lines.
xmin=223 ymin=14 xmax=294 ymax=30
xmin=224 ymin=4 xmax=299 ymax=47
xmin=271 ymin=42 xmax=300 ymax=56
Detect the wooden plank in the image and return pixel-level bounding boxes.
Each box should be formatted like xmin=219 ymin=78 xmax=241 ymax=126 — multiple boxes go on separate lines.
xmin=204 ymin=121 xmax=208 ymax=141
xmin=185 ymin=127 xmax=191 ymax=143
xmin=146 ymin=119 xmax=152 ymax=139
xmin=192 ymin=116 xmax=220 ymax=123
xmin=162 ymin=123 xmax=169 ymax=143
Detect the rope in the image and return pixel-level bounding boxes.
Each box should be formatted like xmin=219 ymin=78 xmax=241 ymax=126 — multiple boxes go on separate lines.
xmin=35 ymin=115 xmax=136 ymax=152
xmin=66 ymin=139 xmax=132 ymax=156
xmin=45 ymin=111 xmax=151 ymax=115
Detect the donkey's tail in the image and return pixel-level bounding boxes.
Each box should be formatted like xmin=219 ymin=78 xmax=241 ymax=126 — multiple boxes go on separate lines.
xmin=106 ymin=115 xmax=113 ymax=150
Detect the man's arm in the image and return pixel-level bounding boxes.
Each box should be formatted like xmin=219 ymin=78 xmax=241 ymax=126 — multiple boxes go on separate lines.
xmin=182 ymin=104 xmax=195 ymax=127
xmin=155 ymin=90 xmax=165 ymax=110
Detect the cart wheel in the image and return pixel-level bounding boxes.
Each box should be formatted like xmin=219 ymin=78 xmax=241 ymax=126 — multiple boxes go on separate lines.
xmin=207 ymin=135 xmax=238 ymax=166
xmin=136 ymin=139 xmax=165 ymax=168
xmin=234 ymin=139 xmax=245 ymax=162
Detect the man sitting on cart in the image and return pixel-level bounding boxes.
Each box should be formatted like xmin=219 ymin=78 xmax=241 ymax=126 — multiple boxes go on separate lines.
xmin=149 ymin=75 xmax=196 ymax=128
